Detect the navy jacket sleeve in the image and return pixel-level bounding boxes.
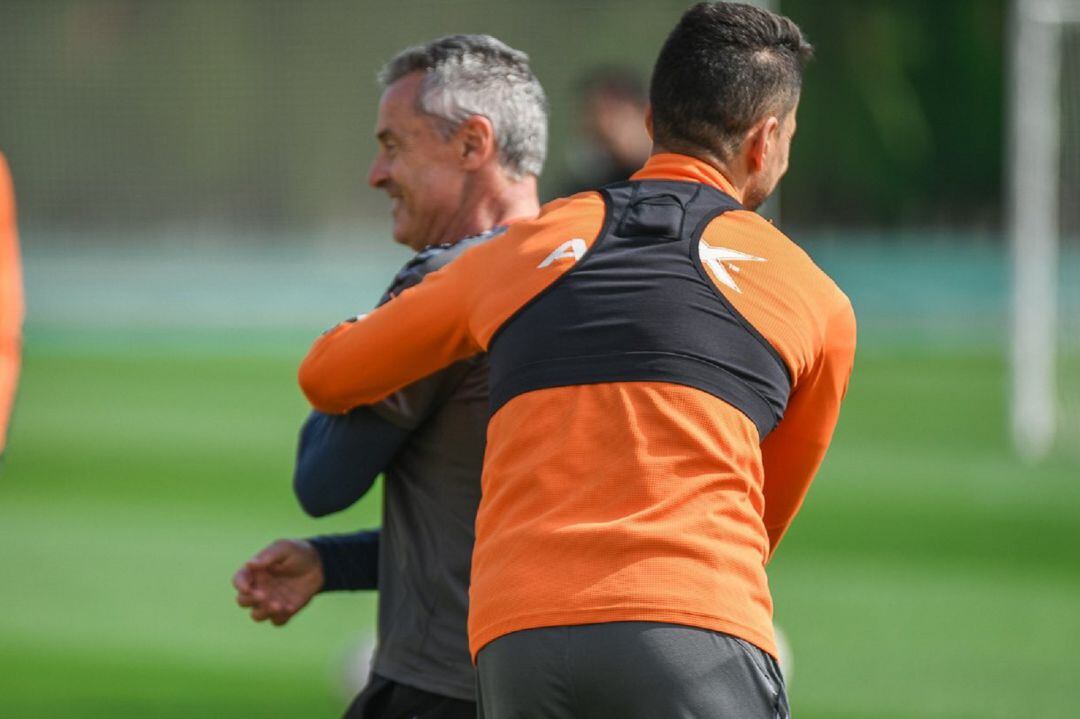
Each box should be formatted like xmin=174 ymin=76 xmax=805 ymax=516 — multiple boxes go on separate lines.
xmin=296 ymin=231 xmax=504 ymax=592
xmin=293 ymin=408 xmax=411 ymax=517
xmin=309 ymin=530 xmax=380 ymax=591
xmin=293 ymin=233 xmax=501 ymax=516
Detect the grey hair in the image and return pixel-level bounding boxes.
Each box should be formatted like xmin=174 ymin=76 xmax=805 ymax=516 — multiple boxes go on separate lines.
xmin=378 ymin=34 xmax=548 ymax=179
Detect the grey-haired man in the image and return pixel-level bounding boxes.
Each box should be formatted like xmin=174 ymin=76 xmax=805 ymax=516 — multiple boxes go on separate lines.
xmin=232 ymin=35 xmax=547 ymax=719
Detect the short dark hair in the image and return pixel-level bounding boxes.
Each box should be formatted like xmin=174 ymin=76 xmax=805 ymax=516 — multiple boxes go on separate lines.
xmin=650 ymin=2 xmax=813 ymax=161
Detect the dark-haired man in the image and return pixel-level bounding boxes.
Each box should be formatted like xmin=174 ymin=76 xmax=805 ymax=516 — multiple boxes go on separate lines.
xmin=299 ymin=4 xmax=855 ymax=717
xmin=233 ymin=35 xmax=546 ymax=719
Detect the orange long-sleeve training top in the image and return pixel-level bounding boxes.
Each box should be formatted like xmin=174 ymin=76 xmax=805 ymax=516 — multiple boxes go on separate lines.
xmin=0 ymin=153 xmax=23 ymax=457
xmin=300 ymin=153 xmax=856 ymax=660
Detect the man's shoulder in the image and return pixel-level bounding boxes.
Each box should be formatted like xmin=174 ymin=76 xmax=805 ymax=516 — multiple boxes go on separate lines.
xmin=383 ymin=226 xmax=510 ymax=302
xmin=491 ymin=191 xmax=607 ymax=259
xmin=698 ymin=208 xmax=854 ymax=376
xmin=707 ymin=209 xmax=848 ymax=306
xmin=413 ymin=225 xmax=510 ymax=274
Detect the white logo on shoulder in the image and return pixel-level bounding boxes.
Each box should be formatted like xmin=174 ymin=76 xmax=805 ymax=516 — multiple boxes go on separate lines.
xmin=537 ymin=238 xmax=587 ymax=269
xmin=699 ymin=241 xmax=766 ymax=294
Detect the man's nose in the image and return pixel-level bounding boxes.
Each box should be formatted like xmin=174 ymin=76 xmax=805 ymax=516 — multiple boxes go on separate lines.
xmin=368 ymin=156 xmax=389 ymax=189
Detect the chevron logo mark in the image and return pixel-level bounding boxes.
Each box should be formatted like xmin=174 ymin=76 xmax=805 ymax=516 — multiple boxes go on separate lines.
xmin=698 ymin=241 xmax=767 ymax=294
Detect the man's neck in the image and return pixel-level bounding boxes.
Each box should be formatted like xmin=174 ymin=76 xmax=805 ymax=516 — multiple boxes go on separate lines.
xmin=427 ymin=175 xmax=541 ymax=249
xmin=650 ymin=144 xmax=749 ymax=201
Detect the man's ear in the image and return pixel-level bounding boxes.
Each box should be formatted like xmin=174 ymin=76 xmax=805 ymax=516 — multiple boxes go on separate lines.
xmin=458 ymin=115 xmax=497 ymax=170
xmin=746 ymin=115 xmax=780 ymax=173
xmin=645 ymin=104 xmax=654 ymax=141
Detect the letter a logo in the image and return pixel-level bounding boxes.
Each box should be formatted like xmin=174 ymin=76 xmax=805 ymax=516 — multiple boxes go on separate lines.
xmin=537 ymin=238 xmax=587 ymax=269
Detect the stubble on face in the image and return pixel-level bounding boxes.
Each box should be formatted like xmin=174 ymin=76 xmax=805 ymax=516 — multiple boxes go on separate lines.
xmin=743 ymin=108 xmax=797 ymax=212
xmin=369 ymin=73 xmax=466 ymax=251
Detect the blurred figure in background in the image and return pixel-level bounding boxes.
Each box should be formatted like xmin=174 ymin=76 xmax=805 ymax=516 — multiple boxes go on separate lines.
xmin=561 ymin=65 xmax=652 ymax=195
xmin=232 ymin=35 xmax=546 ymax=719
xmin=0 ymin=152 xmax=23 ymax=461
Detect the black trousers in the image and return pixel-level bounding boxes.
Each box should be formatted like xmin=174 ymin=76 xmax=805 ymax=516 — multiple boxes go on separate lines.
xmin=344 ymin=673 xmax=477 ymax=719
xmin=476 ymin=622 xmax=790 ymax=719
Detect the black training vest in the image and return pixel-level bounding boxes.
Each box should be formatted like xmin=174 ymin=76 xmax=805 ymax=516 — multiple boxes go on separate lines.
xmin=488 ymin=180 xmax=792 ymax=439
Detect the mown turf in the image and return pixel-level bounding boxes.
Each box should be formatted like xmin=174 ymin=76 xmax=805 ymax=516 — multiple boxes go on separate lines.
xmin=2 ymin=334 xmax=1078 ymax=717
xmin=770 ymin=349 xmax=1080 ymax=717
xmin=0 ymin=334 xmax=382 ymax=716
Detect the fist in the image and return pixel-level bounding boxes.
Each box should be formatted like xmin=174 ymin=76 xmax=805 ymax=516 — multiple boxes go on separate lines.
xmin=232 ymin=539 xmax=324 ymax=626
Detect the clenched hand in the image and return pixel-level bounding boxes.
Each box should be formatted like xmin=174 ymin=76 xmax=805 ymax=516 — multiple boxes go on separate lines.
xmin=232 ymin=539 xmax=324 ymax=626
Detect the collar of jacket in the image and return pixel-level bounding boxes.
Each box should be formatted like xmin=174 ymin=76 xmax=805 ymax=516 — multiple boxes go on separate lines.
xmin=630 ymin=153 xmax=743 ymax=204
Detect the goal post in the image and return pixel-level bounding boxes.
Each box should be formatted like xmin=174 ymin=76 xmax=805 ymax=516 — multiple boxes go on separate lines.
xmin=1009 ymin=0 xmax=1080 ymax=460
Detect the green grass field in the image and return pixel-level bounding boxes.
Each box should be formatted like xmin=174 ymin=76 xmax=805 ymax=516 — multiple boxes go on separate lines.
xmin=2 ymin=327 xmax=1078 ymax=717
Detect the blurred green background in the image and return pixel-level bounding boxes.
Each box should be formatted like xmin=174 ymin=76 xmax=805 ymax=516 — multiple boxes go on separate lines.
xmin=2 ymin=0 xmax=1079 ymax=717
xmin=0 ymin=0 xmax=1007 ymax=231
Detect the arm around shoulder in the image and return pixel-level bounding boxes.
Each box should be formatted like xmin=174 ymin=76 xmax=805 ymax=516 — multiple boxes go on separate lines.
xmin=299 ymin=252 xmax=485 ymax=414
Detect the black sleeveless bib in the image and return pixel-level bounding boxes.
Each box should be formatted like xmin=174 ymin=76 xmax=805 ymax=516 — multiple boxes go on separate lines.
xmin=488 ymin=180 xmax=791 ymax=439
